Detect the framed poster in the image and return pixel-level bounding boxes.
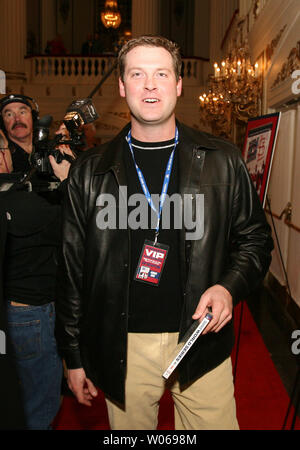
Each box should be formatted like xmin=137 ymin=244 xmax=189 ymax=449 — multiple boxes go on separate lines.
xmin=242 ymin=112 xmax=281 ymax=208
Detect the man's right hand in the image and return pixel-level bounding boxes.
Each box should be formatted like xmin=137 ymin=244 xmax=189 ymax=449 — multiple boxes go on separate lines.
xmin=67 ymin=368 xmax=98 ymax=406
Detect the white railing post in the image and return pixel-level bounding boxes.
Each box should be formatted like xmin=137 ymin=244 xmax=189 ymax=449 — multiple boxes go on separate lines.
xmin=24 ymin=56 xmax=205 ymax=88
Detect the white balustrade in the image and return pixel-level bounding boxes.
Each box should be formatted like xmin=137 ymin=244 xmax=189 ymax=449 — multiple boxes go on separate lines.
xmin=25 ymin=56 xmax=206 ymax=87
xmin=25 ymin=56 xmax=118 ymax=84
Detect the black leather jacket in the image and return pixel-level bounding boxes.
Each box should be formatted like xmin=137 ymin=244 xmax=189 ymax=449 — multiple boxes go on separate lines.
xmin=56 ymin=122 xmax=273 ymax=405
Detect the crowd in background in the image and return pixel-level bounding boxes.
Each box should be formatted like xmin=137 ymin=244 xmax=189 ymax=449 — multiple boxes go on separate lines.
xmin=27 ymin=29 xmax=121 ymax=57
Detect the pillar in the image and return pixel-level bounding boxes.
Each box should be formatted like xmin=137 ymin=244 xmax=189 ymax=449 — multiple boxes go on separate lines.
xmin=0 ymin=0 xmax=27 ymax=80
xmin=131 ymin=0 xmax=162 ymax=38
xmin=41 ymin=0 xmax=57 ymax=54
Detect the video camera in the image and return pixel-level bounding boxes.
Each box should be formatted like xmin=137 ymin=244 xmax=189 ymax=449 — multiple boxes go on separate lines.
xmin=31 ymin=98 xmax=98 ymax=175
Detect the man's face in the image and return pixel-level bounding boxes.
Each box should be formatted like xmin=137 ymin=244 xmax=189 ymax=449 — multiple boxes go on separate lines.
xmin=119 ymin=46 xmax=182 ymax=130
xmin=1 ymin=102 xmax=33 ymax=142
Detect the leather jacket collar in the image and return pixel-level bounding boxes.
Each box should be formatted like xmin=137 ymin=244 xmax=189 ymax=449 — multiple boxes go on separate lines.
xmin=93 ymin=121 xmax=219 ymax=190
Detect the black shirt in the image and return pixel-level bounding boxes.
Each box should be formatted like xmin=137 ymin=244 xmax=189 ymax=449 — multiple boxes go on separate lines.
xmin=1 ymin=180 xmax=62 ymax=306
xmin=123 ymin=137 xmax=183 ymax=332
xmin=9 ymin=140 xmax=31 ymax=173
xmin=0 ymin=208 xmax=26 ymax=429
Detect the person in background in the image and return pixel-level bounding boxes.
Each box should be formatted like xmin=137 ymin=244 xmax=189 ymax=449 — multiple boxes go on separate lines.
xmin=0 ymin=94 xmax=36 ymax=173
xmin=0 ymin=94 xmax=73 ymax=429
xmin=45 ymin=34 xmax=67 ymax=56
xmin=92 ymin=32 xmax=103 ymax=55
xmin=81 ymin=33 xmax=94 ymax=56
xmin=0 ymin=129 xmax=25 ymax=430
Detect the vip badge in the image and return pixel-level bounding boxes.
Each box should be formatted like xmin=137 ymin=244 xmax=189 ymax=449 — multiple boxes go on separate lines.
xmin=135 ymin=240 xmax=169 ymax=286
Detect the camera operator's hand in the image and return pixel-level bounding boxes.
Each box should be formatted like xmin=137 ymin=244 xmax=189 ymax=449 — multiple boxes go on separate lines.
xmin=56 ymin=122 xmax=75 ymax=156
xmin=49 ymin=143 xmax=74 ymax=181
xmin=49 ymin=155 xmax=72 ymax=181
xmin=50 ymin=123 xmax=75 ymax=181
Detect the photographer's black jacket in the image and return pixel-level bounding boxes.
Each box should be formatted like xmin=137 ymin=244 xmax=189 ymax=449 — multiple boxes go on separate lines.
xmin=56 ymin=122 xmax=274 ymax=405
xmin=8 ymin=140 xmax=31 ymax=173
xmin=0 ymin=207 xmax=26 ymax=429
xmin=0 ymin=175 xmax=63 ymax=305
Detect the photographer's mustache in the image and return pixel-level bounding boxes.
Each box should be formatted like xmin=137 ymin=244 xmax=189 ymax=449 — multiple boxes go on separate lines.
xmin=12 ymin=122 xmax=27 ymax=130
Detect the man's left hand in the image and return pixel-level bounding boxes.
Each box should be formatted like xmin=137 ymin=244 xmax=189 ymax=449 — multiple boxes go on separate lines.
xmin=192 ymin=284 xmax=233 ymax=334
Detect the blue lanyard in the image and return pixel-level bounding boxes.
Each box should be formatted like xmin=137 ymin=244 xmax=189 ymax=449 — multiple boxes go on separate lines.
xmin=126 ymin=127 xmax=179 ymax=242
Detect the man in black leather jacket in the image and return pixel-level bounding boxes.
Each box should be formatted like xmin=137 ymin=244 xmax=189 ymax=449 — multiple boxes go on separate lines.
xmin=56 ymin=36 xmax=273 ymax=430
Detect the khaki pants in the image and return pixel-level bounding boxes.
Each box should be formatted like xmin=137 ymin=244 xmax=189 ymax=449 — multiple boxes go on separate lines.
xmin=105 ymin=332 xmax=239 ymax=430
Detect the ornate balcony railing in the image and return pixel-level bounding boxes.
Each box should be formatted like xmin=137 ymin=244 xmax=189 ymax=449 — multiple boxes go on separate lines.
xmin=25 ymin=55 xmax=208 ymax=87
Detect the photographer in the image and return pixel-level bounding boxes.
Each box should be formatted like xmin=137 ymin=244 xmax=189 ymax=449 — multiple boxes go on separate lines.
xmin=0 ymin=95 xmax=73 ymax=429
xmin=0 ymin=94 xmax=36 ymax=173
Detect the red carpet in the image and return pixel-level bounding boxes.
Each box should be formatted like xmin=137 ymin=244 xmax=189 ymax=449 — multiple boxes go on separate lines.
xmin=53 ymin=302 xmax=300 ymax=430
xmin=232 ymin=301 xmax=300 ymax=430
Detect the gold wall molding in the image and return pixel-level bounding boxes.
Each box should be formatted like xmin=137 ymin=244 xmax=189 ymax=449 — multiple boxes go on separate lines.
xmin=266 ymin=25 xmax=287 ymax=62
xmin=271 ymin=41 xmax=300 ymax=88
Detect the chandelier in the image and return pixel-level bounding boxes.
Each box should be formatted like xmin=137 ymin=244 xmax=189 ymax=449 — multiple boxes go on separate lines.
xmin=199 ymin=44 xmax=262 ymax=138
xmin=101 ymin=0 xmax=122 ymax=29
